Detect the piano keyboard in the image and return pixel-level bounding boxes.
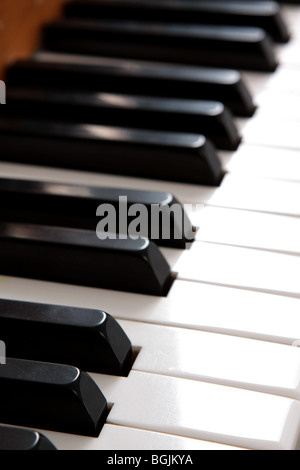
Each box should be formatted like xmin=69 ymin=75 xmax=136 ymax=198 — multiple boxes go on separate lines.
xmin=1 ymin=0 xmax=300 ymax=451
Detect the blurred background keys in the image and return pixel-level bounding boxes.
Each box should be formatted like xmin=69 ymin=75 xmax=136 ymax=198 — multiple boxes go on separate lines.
xmin=0 ymin=118 xmax=223 ymax=185
xmin=42 ymin=20 xmax=278 ymax=72
xmin=5 ymin=57 xmax=256 ymax=117
xmin=5 ymin=89 xmax=241 ymax=151
xmin=63 ymin=0 xmax=290 ymax=43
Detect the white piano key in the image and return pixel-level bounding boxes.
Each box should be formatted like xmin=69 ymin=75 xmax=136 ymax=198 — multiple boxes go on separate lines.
xmin=121 ymin=320 xmax=300 ymax=401
xmin=175 ymin=242 xmax=300 ymax=298
xmin=43 ymin=424 xmax=242 ymax=450
xmin=255 ymin=90 xmax=300 ymax=121
xmin=275 ymin=39 xmax=300 ymax=67
xmin=220 ymin=144 xmax=300 ymax=183
xmin=90 ymin=371 xmax=300 ymax=450
xmin=191 ymin=206 xmax=300 ymax=255
xmin=244 ymin=66 xmax=300 ymax=98
xmin=237 ymin=116 xmax=300 ymax=150
xmin=208 ymin=174 xmax=300 ymax=217
xmin=1 ymin=276 xmax=300 ymax=346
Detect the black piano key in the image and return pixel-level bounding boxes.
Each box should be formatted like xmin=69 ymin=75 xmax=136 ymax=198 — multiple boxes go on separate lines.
xmin=0 ymin=222 xmax=172 ymax=296
xmin=5 ymin=58 xmax=255 ymax=117
xmin=0 ymin=178 xmax=195 ymax=248
xmin=0 ymin=299 xmax=132 ymax=375
xmin=42 ymin=19 xmax=278 ymax=72
xmin=64 ymin=0 xmax=290 ymax=43
xmin=0 ymin=425 xmax=57 ymax=451
xmin=6 ymin=88 xmax=241 ymax=151
xmin=0 ymin=118 xmax=223 ymax=186
xmin=0 ymin=358 xmax=107 ymax=436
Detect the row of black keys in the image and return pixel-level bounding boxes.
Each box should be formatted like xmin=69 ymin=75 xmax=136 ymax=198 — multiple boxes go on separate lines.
xmin=0 ymin=299 xmax=129 ymax=446
xmin=1 ymin=0 xmax=292 ymax=186
xmin=39 ymin=0 xmax=289 ymax=71
xmin=3 ymin=60 xmax=244 ymax=187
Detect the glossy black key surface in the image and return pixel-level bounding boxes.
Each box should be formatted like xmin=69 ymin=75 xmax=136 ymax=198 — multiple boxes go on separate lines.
xmin=0 ymin=118 xmax=222 ymax=186
xmin=0 ymin=222 xmax=172 ymax=296
xmin=0 ymin=358 xmax=107 ymax=436
xmin=5 ymin=58 xmax=255 ymax=116
xmin=42 ymin=20 xmax=278 ymax=72
xmin=6 ymin=88 xmax=241 ymax=150
xmin=0 ymin=178 xmax=195 ymax=248
xmin=64 ymin=0 xmax=290 ymax=43
xmin=0 ymin=425 xmax=57 ymax=451
xmin=0 ymin=299 xmax=132 ymax=375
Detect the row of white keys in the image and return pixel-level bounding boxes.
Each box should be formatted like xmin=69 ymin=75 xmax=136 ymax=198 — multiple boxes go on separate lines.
xmin=5 ymin=274 xmax=300 ymax=450
xmin=2 ymin=278 xmax=300 ymax=449
xmin=174 ymin=6 xmax=300 ymax=301
xmin=44 ymin=424 xmax=242 ymax=451
xmin=220 ymin=144 xmax=300 ymax=183
xmin=40 ymin=369 xmax=300 ymax=450
xmin=192 ymin=206 xmax=300 ymax=256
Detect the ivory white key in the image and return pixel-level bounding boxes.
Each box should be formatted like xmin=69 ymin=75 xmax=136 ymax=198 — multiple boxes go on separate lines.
xmin=44 ymin=424 xmax=243 ymax=450
xmin=207 ymin=174 xmax=300 ymax=217
xmin=275 ymin=39 xmax=300 ymax=67
xmin=89 ymin=371 xmax=300 ymax=450
xmin=255 ymin=91 xmax=300 ymax=121
xmin=244 ymin=66 xmax=300 ymax=98
xmin=120 ymin=319 xmax=300 ymax=401
xmin=221 ymin=144 xmax=300 ymax=182
xmin=191 ymin=206 xmax=300 ymax=255
xmin=237 ymin=116 xmax=300 ymax=150
xmin=175 ymin=241 xmax=300 ymax=298
xmin=1 ymin=276 xmax=300 ymax=345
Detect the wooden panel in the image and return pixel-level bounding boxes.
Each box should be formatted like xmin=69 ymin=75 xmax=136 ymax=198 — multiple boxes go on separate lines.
xmin=0 ymin=0 xmax=69 ymax=79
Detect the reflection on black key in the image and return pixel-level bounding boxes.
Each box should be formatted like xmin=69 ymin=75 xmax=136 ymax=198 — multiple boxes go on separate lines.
xmin=42 ymin=20 xmax=278 ymax=72
xmin=5 ymin=57 xmax=255 ymax=116
xmin=0 ymin=358 xmax=107 ymax=436
xmin=0 ymin=118 xmax=222 ymax=186
xmin=0 ymin=178 xmax=195 ymax=248
xmin=0 ymin=425 xmax=57 ymax=451
xmin=6 ymin=88 xmax=241 ymax=150
xmin=0 ymin=299 xmax=132 ymax=375
xmin=64 ymin=0 xmax=290 ymax=43
xmin=0 ymin=222 xmax=172 ymax=296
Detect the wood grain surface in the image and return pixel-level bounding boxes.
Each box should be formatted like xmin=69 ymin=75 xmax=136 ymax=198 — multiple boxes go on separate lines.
xmin=0 ymin=0 xmax=68 ymax=79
